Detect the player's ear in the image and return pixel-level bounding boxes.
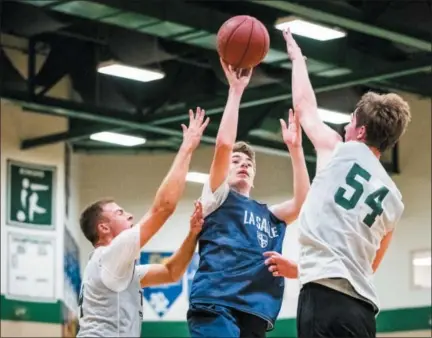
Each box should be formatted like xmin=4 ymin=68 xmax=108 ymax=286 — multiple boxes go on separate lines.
xmin=357 ymin=125 xmax=367 ymax=142
xmin=97 ymin=221 xmax=110 ymax=235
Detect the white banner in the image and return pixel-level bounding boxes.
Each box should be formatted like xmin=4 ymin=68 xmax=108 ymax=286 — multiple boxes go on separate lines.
xmin=6 ymin=232 xmax=56 ymax=302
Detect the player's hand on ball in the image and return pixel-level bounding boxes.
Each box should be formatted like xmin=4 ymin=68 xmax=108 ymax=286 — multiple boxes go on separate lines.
xmin=282 ymin=28 xmax=305 ymax=61
xmin=220 ymin=58 xmax=253 ymax=90
xmin=181 ymin=107 xmax=210 ymax=151
xmin=263 ymin=251 xmax=298 ymax=278
xmin=189 ymin=201 xmax=204 ymax=236
xmin=280 ymin=108 xmax=302 ymax=148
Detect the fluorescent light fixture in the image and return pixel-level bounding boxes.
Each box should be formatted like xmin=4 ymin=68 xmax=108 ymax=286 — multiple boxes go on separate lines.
xmin=275 ymin=17 xmax=346 ymax=41
xmin=90 ymin=131 xmax=146 ymax=147
xmin=413 ymin=256 xmax=431 ymax=267
xmin=97 ymin=61 xmax=165 ymax=82
xmin=318 ymin=108 xmax=350 ymax=124
xmin=186 ymin=172 xmax=209 ymax=184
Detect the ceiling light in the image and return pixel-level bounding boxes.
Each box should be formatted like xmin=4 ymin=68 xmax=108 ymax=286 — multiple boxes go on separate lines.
xmin=186 ymin=172 xmax=209 ymax=184
xmin=97 ymin=61 xmax=165 ymax=82
xmin=275 ymin=17 xmax=346 ymax=41
xmin=318 ymin=108 xmax=350 ymax=124
xmin=90 ymin=131 xmax=146 ymax=146
xmin=413 ymin=257 xmax=431 ymax=267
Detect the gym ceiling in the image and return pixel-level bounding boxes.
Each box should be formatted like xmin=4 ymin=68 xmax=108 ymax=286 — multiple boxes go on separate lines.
xmin=1 ymin=0 xmax=431 ymax=173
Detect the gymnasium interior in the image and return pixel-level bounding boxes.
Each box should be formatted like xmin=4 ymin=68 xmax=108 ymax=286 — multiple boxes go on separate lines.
xmin=1 ymin=0 xmax=431 ymax=337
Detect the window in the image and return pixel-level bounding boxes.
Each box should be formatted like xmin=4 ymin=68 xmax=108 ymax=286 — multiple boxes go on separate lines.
xmin=411 ymin=249 xmax=431 ymax=289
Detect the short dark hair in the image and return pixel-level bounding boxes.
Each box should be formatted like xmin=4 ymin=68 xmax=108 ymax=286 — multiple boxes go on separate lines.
xmin=79 ymin=199 xmax=113 ymax=245
xmin=355 ymin=92 xmax=411 ymax=153
xmin=233 ymin=141 xmax=256 ymax=169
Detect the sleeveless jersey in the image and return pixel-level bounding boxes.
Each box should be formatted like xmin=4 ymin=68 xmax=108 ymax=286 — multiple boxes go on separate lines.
xmin=77 ymin=248 xmax=143 ymax=337
xmin=298 ymin=141 xmax=404 ymax=311
xmin=190 ymin=189 xmax=287 ymax=329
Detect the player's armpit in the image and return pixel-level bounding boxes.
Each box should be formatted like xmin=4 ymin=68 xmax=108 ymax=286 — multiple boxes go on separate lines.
xmin=372 ymin=230 xmax=394 ymax=273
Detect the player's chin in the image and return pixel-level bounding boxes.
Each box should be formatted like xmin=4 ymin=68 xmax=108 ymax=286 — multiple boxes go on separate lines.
xmin=233 ymin=177 xmax=252 ymax=188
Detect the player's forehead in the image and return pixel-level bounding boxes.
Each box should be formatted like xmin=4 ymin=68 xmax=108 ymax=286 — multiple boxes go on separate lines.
xmin=231 ymin=152 xmax=252 ymax=162
xmin=102 ymin=202 xmax=123 ymax=214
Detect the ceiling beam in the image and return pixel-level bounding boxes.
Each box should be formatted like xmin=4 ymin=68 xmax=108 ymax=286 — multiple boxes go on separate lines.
xmin=3 ymin=88 xmax=316 ymax=162
xmin=146 ymin=54 xmax=432 ymax=126
xmin=252 ymin=0 xmax=431 ymax=52
xmin=14 ymin=54 xmax=430 ymax=151
xmin=69 ymin=0 xmax=388 ymax=72
xmin=20 ymin=124 xmax=124 ymax=149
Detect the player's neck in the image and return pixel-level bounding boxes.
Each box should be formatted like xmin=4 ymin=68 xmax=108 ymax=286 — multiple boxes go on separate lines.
xmin=368 ymin=146 xmax=381 ymax=159
xmin=232 ymin=185 xmax=251 ymax=198
xmin=94 ymin=237 xmax=113 ymax=248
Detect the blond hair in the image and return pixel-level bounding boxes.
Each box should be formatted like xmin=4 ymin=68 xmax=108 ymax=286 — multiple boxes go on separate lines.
xmin=355 ymin=92 xmax=411 ymax=152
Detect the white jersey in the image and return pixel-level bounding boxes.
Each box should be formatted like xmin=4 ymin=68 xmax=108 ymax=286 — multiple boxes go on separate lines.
xmin=298 ymin=141 xmax=404 ymax=311
xmin=77 ymin=226 xmax=148 ymax=337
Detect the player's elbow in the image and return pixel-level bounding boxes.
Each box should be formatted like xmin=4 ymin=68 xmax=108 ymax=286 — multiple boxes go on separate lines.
xmin=283 ymin=202 xmax=303 ymax=224
xmin=215 ymin=137 xmax=234 ymax=151
xmin=151 ymin=201 xmax=176 ymax=219
xmin=164 ymin=262 xmax=181 ymax=283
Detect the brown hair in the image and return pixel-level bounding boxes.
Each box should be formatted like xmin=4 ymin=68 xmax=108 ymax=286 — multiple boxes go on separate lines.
xmin=233 ymin=141 xmax=256 ymax=169
xmin=79 ymin=199 xmax=113 ymax=245
xmin=355 ymin=92 xmax=411 ymax=152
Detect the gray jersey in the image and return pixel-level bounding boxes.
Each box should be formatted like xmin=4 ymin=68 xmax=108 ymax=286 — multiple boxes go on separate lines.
xmin=77 ymin=248 xmax=143 ymax=337
xmin=298 ymin=141 xmax=404 ymax=311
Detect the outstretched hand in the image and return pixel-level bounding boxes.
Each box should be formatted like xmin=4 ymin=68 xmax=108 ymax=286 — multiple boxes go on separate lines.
xmin=280 ymin=108 xmax=302 ymax=148
xmin=181 ymin=107 xmax=210 ymax=151
xmin=189 ymin=201 xmax=204 ymax=236
xmin=220 ymin=58 xmax=253 ymax=90
xmin=282 ymin=28 xmax=305 ymax=61
xmin=264 ymin=251 xmax=298 ymax=278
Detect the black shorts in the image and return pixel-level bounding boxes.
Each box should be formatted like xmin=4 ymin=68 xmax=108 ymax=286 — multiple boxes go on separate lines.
xmin=297 ymin=282 xmax=376 ymax=338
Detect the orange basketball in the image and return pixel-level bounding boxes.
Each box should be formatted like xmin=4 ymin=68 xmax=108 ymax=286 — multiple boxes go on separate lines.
xmin=217 ymin=15 xmax=270 ymax=69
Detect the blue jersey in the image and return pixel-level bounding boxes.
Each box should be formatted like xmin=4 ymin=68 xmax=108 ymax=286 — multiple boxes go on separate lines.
xmin=190 ymin=185 xmax=286 ymax=329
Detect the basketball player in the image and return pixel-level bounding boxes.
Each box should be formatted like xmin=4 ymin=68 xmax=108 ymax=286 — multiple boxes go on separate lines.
xmin=265 ymin=29 xmax=412 ymax=338
xmin=76 ymin=108 xmax=209 ymax=337
xmin=187 ymin=59 xmax=310 ymax=338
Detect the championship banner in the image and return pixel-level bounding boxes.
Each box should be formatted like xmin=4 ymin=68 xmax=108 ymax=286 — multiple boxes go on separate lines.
xmin=140 ymin=252 xmax=183 ymax=318
xmin=64 ymin=227 xmax=81 ymax=312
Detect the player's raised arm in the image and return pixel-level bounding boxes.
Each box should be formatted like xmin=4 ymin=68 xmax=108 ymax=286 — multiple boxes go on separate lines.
xmin=139 ymin=201 xmax=203 ymax=287
xmin=269 ymin=109 xmax=310 ymax=224
xmin=283 ymin=29 xmax=342 ymax=171
xmin=137 ymin=109 xmax=209 ymax=248
xmin=209 ymin=59 xmax=252 ymax=192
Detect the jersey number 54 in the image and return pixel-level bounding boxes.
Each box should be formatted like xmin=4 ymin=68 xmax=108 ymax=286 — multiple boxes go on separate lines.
xmin=334 ymin=163 xmax=389 ymax=227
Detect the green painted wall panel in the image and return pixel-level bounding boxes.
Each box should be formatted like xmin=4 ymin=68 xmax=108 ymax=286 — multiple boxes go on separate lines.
xmin=1 ymin=295 xmax=430 ymax=336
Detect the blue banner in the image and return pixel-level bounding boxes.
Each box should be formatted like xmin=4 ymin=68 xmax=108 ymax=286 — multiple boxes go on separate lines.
xmin=64 ymin=228 xmax=81 ymax=309
xmin=140 ymin=252 xmax=183 ymax=318
xmin=186 ymin=253 xmax=199 ymax=297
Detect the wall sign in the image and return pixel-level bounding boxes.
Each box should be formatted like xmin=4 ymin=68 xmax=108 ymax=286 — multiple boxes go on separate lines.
xmin=6 ymin=232 xmax=56 ymax=302
xmin=6 ymin=160 xmax=56 ymax=230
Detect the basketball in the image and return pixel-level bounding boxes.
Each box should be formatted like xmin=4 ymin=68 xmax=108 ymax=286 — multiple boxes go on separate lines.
xmin=217 ymin=15 xmax=270 ymax=69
